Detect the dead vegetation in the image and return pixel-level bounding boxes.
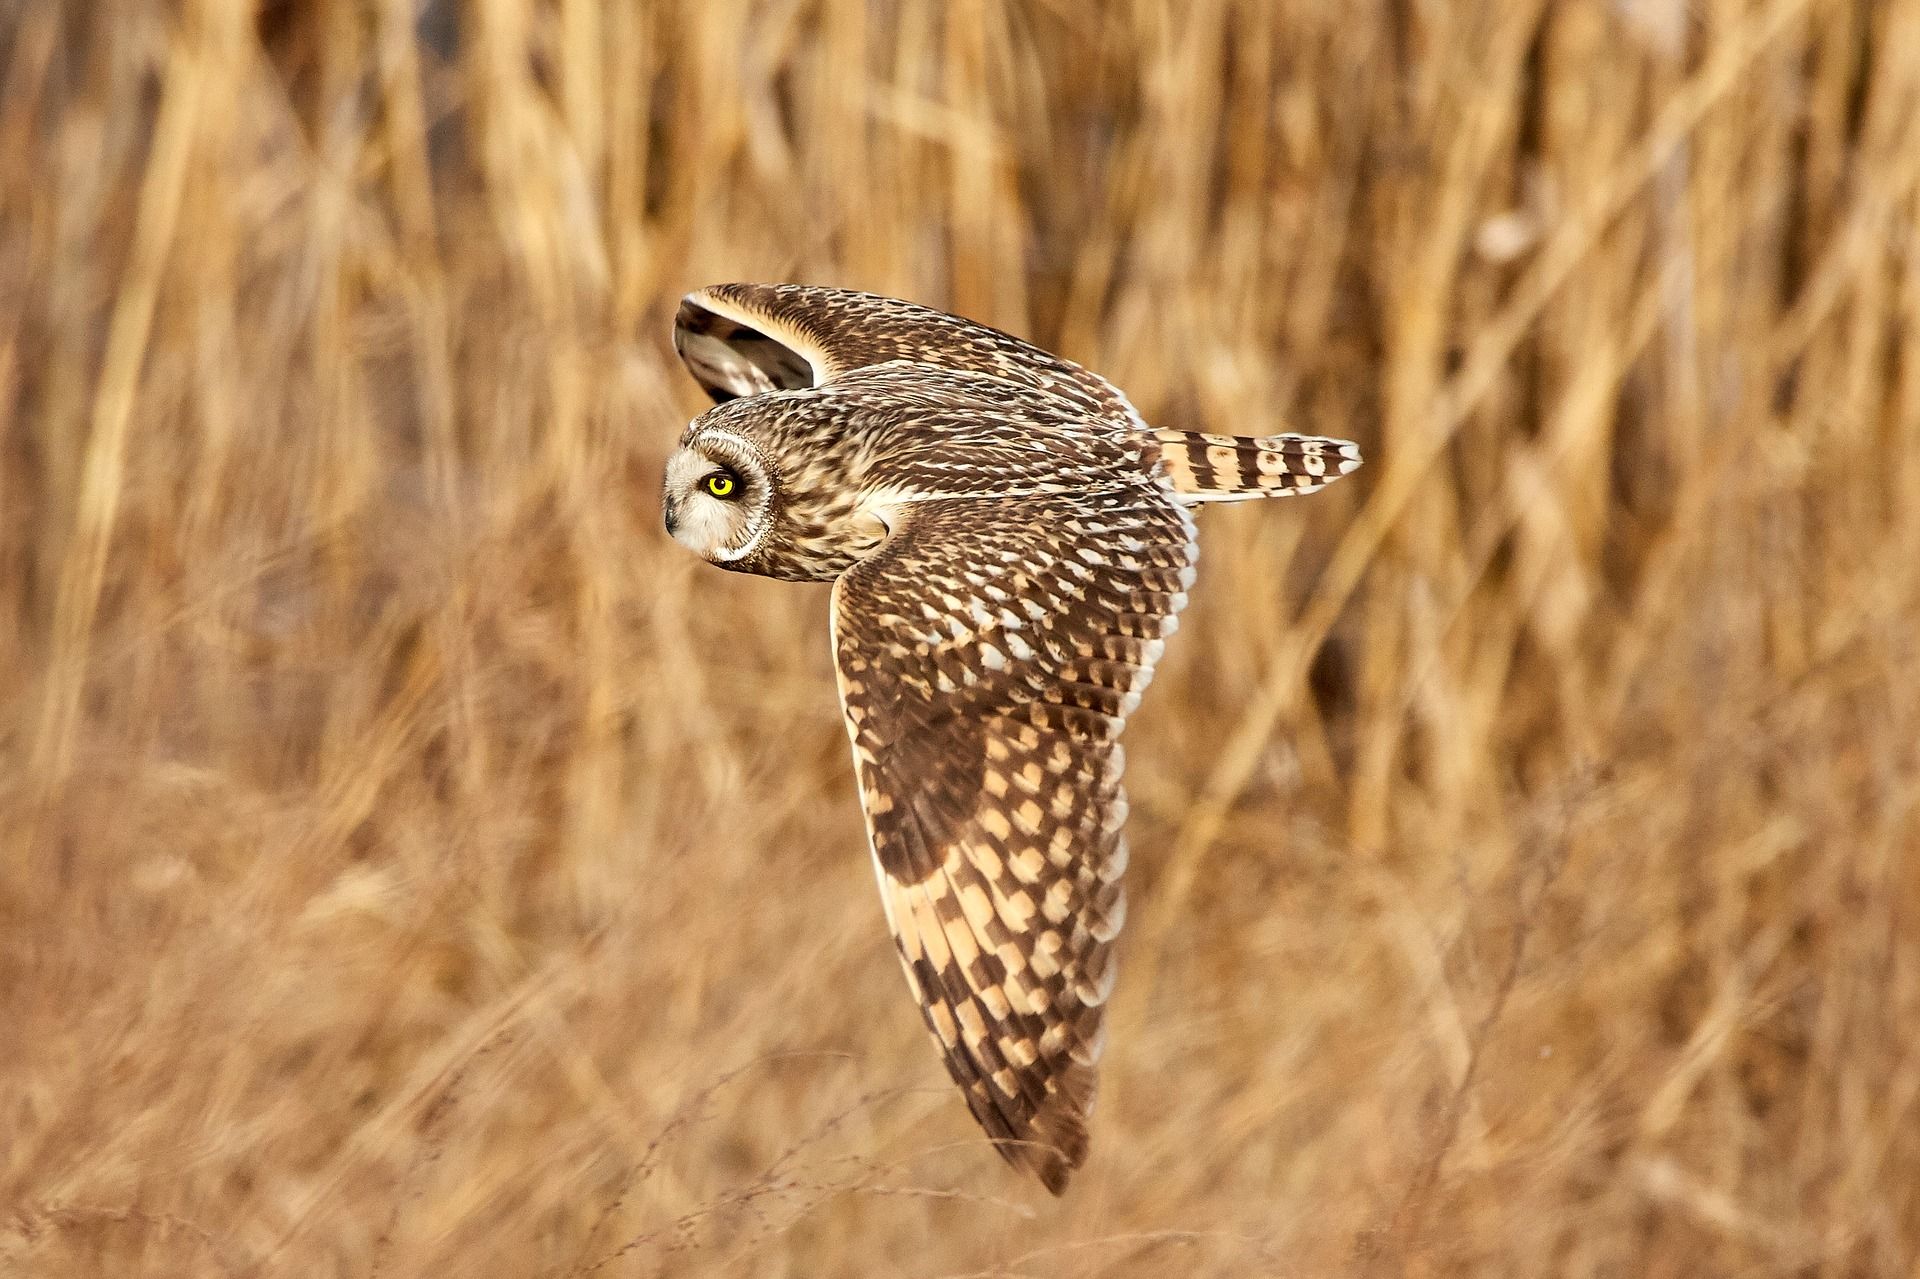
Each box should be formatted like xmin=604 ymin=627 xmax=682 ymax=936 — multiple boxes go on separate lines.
xmin=3 ymin=1 xmax=1918 ymax=1275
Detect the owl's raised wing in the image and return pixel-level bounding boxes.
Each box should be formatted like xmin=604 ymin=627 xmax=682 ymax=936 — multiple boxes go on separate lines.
xmin=830 ymin=485 xmax=1196 ymax=1193
xmin=674 ymin=282 xmax=1141 ymax=426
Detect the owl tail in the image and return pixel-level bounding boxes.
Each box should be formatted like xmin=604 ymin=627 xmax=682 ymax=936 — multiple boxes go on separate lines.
xmin=1153 ymin=428 xmax=1362 ymax=504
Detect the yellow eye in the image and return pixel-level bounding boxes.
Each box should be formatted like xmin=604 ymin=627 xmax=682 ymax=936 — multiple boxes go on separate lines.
xmin=703 ymin=472 xmax=737 ymax=499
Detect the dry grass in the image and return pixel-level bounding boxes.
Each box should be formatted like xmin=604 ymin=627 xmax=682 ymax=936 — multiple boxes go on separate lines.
xmin=4 ymin=1 xmax=1919 ymax=1274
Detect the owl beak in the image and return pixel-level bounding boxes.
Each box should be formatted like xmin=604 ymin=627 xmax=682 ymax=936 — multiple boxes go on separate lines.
xmin=662 ymin=496 xmax=679 ymax=535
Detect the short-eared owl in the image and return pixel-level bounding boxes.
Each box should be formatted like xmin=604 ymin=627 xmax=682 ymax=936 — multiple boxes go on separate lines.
xmin=664 ymin=284 xmax=1360 ymax=1193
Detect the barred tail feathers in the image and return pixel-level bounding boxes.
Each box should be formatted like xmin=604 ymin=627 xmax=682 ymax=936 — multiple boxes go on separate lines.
xmin=1153 ymin=429 xmax=1362 ymax=503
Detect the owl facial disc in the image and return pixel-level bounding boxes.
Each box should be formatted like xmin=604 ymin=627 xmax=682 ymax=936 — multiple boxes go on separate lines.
xmin=662 ymin=430 xmax=772 ymax=563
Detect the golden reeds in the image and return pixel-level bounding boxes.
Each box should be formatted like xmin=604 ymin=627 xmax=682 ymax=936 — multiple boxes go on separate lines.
xmin=3 ymin=2 xmax=1918 ymax=1274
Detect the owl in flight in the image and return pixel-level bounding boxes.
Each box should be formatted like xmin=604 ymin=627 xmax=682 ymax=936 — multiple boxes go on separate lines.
xmin=663 ymin=284 xmax=1360 ymax=1193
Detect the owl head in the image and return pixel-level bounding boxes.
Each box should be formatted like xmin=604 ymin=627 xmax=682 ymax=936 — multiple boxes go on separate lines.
xmin=661 ymin=425 xmax=776 ymax=565
xmin=660 ymin=287 xmax=936 ymax=582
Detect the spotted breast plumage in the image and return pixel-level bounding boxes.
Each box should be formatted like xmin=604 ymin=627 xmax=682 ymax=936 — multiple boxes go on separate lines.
xmin=662 ymin=283 xmax=1360 ymax=1193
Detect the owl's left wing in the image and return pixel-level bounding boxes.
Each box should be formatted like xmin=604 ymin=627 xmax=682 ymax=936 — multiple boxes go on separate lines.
xmin=829 ymin=485 xmax=1196 ymax=1194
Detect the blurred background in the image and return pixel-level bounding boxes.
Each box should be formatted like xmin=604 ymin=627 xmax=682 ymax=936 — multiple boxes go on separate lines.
xmin=4 ymin=1 xmax=1918 ymax=1275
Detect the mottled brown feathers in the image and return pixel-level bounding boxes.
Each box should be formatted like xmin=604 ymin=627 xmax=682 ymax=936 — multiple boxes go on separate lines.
xmin=664 ymin=283 xmax=1358 ymax=1193
xmin=677 ymin=282 xmax=1143 ymax=424
xmin=831 ymin=491 xmax=1192 ymax=1193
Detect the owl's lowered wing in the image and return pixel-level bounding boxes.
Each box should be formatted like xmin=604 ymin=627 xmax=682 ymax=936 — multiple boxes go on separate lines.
xmin=674 ymin=282 xmax=1141 ymax=426
xmin=830 ymin=486 xmax=1196 ymax=1193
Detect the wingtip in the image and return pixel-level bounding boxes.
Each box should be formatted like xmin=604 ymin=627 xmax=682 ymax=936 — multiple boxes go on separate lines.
xmin=1011 ymin=1073 xmax=1093 ymax=1195
xmin=1001 ymin=1134 xmax=1081 ymax=1196
xmin=676 ymin=283 xmax=752 ymax=321
xmin=672 ymin=289 xmax=716 ymax=337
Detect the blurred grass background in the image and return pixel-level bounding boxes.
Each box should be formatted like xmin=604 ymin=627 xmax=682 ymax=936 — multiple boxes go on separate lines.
xmin=3 ymin=1 xmax=1919 ymax=1274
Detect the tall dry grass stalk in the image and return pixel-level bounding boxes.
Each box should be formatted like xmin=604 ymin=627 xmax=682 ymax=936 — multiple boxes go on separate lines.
xmin=3 ymin=1 xmax=1918 ymax=1274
